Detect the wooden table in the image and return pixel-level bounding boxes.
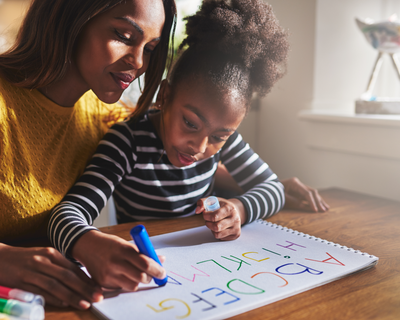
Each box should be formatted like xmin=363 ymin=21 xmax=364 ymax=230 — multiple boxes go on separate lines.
xmin=45 ymin=188 xmax=400 ymax=319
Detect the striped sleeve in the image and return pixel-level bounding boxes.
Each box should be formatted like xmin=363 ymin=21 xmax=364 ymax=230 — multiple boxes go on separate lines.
xmin=220 ymin=131 xmax=285 ymax=224
xmin=47 ymin=122 xmax=135 ymax=257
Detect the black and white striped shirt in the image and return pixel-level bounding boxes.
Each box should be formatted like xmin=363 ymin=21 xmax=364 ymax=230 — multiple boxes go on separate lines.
xmin=48 ymin=112 xmax=285 ymax=256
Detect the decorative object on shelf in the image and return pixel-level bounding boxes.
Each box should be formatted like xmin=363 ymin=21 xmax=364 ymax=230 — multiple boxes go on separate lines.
xmin=355 ymin=15 xmax=400 ymax=114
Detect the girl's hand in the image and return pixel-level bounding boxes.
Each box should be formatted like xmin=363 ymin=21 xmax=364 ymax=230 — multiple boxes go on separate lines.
xmin=0 ymin=244 xmax=103 ymax=309
xmin=281 ymin=177 xmax=329 ymax=212
xmin=71 ymin=231 xmax=166 ymax=291
xmin=196 ymin=197 xmax=246 ymax=241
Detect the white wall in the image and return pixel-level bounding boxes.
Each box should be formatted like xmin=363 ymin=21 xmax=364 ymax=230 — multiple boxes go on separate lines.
xmin=238 ymin=0 xmax=400 ymax=202
xmin=0 ymin=0 xmax=30 ymax=53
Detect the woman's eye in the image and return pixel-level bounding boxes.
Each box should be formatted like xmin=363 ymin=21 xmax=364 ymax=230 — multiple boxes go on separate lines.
xmin=115 ymin=30 xmax=130 ymax=42
xmin=183 ymin=117 xmax=197 ymax=129
xmin=144 ymin=46 xmax=155 ymax=54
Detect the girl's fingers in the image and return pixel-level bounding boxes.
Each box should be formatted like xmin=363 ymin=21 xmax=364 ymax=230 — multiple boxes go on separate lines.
xmin=124 ymin=249 xmax=166 ymax=280
xmin=211 ymin=226 xmax=241 ymax=240
xmin=195 ymin=198 xmax=206 ymax=214
xmin=99 ymin=271 xmax=142 ymax=292
xmin=202 ymin=202 xmax=231 ymax=222
xmin=202 ymin=201 xmax=241 ymax=240
xmin=74 ymin=233 xmax=166 ymax=291
xmin=158 ymin=255 xmax=166 ymax=264
xmin=97 ymin=245 xmax=165 ymax=289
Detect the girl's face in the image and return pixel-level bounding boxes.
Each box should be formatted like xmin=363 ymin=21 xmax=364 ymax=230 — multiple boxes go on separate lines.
xmin=158 ymin=79 xmax=246 ymax=167
xmin=74 ymin=0 xmax=165 ymax=104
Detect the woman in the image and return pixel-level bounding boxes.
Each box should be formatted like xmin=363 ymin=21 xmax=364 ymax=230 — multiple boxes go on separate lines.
xmin=0 ymin=0 xmax=176 ymax=309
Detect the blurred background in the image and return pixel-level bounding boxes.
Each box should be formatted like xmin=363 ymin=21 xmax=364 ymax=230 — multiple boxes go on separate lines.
xmin=1 ymin=0 xmax=399 ymax=225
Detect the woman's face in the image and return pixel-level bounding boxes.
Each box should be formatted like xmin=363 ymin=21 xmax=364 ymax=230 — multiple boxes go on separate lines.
xmin=158 ymin=79 xmax=246 ymax=168
xmin=74 ymin=0 xmax=165 ymax=104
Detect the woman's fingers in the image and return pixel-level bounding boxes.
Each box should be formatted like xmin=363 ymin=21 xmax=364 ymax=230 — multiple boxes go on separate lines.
xmin=0 ymin=245 xmax=102 ymax=309
xmin=44 ymin=247 xmax=99 ymax=287
xmin=13 ymin=282 xmax=67 ymax=307
xmin=282 ymin=177 xmax=329 ymax=212
xmin=302 ymin=187 xmax=319 ymax=212
xmin=23 ymin=269 xmax=93 ymax=309
xmin=26 ymin=249 xmax=102 ymax=308
xmin=284 ymin=193 xmax=309 ymax=210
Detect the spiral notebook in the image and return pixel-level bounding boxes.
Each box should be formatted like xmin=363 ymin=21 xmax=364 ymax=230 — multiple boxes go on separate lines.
xmin=92 ymin=220 xmax=378 ymax=320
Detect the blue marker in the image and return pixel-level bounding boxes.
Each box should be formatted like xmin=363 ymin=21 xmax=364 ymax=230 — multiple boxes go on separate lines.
xmin=130 ymin=225 xmax=168 ymax=286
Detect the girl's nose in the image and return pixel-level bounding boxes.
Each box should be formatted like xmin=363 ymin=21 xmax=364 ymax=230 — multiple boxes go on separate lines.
xmin=125 ymin=47 xmax=144 ymax=70
xmin=192 ymin=136 xmax=208 ymax=155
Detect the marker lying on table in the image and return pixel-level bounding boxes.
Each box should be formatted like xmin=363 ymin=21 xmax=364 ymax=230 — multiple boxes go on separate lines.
xmin=0 ymin=298 xmax=44 ymax=320
xmin=0 ymin=287 xmax=44 ymax=306
xmin=130 ymin=225 xmax=168 ymax=286
xmin=0 ymin=312 xmax=23 ymax=320
xmin=204 ymin=196 xmax=220 ymax=212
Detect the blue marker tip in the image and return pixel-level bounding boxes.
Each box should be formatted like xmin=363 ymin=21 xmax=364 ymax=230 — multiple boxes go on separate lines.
xmin=130 ymin=225 xmax=168 ymax=286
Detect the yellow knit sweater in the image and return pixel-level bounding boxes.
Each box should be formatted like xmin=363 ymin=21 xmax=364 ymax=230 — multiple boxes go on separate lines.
xmin=0 ymin=77 xmax=116 ymax=241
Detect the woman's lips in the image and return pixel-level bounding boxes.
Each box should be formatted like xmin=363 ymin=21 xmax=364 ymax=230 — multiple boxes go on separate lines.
xmin=178 ymin=153 xmax=195 ymax=166
xmin=111 ymin=73 xmax=134 ymax=90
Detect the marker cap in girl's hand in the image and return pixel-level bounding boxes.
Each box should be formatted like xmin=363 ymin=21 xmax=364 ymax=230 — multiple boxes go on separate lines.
xmin=204 ymin=196 xmax=220 ymax=212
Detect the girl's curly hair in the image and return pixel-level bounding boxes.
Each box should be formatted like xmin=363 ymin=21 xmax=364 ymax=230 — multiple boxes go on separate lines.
xmin=168 ymin=0 xmax=289 ymax=109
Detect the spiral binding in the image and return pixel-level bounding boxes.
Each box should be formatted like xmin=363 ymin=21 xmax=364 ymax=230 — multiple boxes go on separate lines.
xmin=256 ymin=219 xmax=377 ymax=259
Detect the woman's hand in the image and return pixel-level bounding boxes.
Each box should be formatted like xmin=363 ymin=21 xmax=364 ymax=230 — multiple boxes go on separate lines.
xmin=0 ymin=244 xmax=103 ymax=309
xmin=196 ymin=197 xmax=245 ymax=241
xmin=281 ymin=177 xmax=329 ymax=212
xmin=71 ymin=231 xmax=166 ymax=291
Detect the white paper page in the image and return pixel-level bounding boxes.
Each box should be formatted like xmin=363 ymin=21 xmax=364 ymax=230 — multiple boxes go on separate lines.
xmin=92 ymin=220 xmax=378 ymax=320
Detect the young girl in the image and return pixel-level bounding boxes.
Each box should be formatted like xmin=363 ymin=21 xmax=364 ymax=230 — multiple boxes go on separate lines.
xmin=0 ymin=0 xmax=176 ymax=309
xmin=49 ymin=0 xmax=289 ymax=292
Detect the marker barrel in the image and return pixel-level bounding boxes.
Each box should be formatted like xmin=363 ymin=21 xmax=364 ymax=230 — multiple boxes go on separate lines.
xmin=130 ymin=225 xmax=168 ymax=286
xmin=0 ymin=298 xmax=44 ymax=320
xmin=0 ymin=312 xmax=22 ymax=320
xmin=0 ymin=287 xmax=44 ymax=306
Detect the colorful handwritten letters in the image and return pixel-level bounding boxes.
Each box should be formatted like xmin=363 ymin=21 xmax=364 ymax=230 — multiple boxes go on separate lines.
xmin=93 ymin=221 xmax=377 ymax=320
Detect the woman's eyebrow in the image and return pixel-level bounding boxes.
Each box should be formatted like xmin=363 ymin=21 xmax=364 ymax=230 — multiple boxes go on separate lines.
xmin=115 ymin=17 xmax=161 ymax=41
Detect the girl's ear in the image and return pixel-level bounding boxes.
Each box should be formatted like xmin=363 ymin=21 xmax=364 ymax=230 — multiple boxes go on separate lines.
xmin=155 ymin=79 xmax=171 ymax=109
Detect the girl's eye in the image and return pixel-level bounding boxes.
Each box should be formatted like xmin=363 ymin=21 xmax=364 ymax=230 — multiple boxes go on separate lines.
xmin=212 ymin=135 xmax=226 ymax=143
xmin=183 ymin=117 xmax=197 ymax=129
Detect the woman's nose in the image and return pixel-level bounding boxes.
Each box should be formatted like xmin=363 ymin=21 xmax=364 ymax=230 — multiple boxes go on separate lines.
xmin=125 ymin=46 xmax=144 ymax=70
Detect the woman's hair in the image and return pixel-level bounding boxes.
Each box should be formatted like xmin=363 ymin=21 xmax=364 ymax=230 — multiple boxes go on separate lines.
xmin=0 ymin=0 xmax=176 ymax=110
xmin=168 ymin=0 xmax=289 ymax=111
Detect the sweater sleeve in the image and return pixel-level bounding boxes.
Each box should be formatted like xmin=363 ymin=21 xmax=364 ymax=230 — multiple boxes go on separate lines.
xmin=220 ymin=131 xmax=285 ymax=224
xmin=48 ymin=122 xmax=136 ymax=257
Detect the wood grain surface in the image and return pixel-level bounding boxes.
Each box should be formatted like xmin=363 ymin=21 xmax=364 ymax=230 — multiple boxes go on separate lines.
xmin=44 ymin=188 xmax=400 ymax=320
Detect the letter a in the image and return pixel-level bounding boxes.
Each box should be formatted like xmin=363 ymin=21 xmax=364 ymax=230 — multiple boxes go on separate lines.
xmin=305 ymin=252 xmax=345 ymax=266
